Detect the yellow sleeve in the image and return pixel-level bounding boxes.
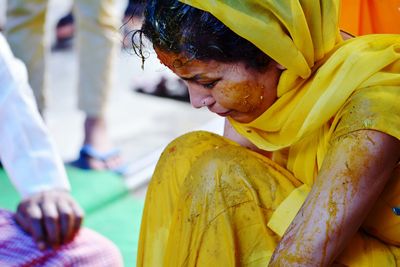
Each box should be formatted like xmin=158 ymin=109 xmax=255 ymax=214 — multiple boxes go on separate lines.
xmin=331 ymin=82 xmax=400 ymax=143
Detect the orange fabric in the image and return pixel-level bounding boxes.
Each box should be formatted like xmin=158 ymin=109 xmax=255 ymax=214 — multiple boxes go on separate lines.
xmin=340 ymin=0 xmax=400 ymax=35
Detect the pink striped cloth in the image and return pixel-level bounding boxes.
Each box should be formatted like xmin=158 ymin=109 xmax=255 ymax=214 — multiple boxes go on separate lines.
xmin=0 ymin=209 xmax=123 ymax=267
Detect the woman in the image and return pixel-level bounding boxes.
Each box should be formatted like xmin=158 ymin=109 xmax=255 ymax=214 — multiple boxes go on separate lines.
xmin=135 ymin=0 xmax=400 ymax=266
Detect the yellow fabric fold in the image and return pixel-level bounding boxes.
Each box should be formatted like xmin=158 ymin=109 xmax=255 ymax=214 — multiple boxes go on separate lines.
xmin=267 ymin=184 xmax=310 ymax=237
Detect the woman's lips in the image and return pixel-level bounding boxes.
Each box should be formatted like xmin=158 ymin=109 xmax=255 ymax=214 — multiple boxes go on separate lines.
xmin=216 ymin=110 xmax=232 ymax=117
xmin=208 ymin=105 xmax=232 ymax=117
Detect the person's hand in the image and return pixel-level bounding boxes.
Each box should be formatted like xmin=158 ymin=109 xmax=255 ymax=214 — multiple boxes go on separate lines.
xmin=14 ymin=189 xmax=84 ymax=250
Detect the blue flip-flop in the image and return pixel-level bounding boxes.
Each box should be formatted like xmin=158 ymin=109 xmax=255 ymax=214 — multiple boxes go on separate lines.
xmin=69 ymin=145 xmax=128 ymax=176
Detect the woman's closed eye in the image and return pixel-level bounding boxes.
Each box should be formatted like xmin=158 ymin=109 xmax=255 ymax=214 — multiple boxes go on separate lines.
xmin=201 ymin=80 xmax=220 ymax=89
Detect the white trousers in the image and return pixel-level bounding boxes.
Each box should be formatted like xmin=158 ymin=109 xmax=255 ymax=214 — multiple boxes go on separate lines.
xmin=5 ymin=0 xmax=123 ymax=117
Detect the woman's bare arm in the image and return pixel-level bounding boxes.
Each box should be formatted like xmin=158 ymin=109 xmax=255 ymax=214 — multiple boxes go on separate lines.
xmin=269 ymin=130 xmax=400 ymax=266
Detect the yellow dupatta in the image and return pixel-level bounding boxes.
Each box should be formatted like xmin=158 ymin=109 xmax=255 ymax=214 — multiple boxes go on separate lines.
xmin=180 ymin=0 xmax=400 ymax=236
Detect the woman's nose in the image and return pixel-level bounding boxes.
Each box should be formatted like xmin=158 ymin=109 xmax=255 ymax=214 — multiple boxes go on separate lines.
xmin=188 ymin=85 xmax=215 ymax=108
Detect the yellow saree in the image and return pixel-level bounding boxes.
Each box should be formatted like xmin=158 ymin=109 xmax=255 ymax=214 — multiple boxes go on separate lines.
xmin=138 ymin=0 xmax=400 ymax=266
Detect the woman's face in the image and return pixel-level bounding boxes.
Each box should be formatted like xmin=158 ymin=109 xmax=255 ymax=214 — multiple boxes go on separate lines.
xmin=156 ymin=49 xmax=282 ymax=123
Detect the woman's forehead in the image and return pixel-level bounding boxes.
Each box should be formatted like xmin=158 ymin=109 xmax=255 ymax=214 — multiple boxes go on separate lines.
xmin=155 ymin=48 xmax=219 ymax=75
xmin=155 ymin=49 xmax=186 ymax=69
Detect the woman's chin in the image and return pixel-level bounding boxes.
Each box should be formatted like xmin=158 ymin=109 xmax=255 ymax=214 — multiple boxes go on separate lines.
xmin=228 ymin=114 xmax=256 ymax=124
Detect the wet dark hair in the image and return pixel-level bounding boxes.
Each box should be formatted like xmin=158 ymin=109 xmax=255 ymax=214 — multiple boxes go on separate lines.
xmin=133 ymin=0 xmax=271 ymax=70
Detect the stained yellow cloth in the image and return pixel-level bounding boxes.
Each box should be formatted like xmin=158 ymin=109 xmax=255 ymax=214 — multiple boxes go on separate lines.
xmin=138 ymin=132 xmax=298 ymax=266
xmin=181 ymin=0 xmax=400 ymax=238
xmin=138 ymin=132 xmax=400 ymax=266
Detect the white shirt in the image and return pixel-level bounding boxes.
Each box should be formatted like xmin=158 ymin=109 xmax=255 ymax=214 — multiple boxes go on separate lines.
xmin=0 ymin=33 xmax=70 ymax=198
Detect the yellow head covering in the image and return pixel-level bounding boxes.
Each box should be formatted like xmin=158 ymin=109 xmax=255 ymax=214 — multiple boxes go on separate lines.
xmin=180 ymin=0 xmax=342 ymax=91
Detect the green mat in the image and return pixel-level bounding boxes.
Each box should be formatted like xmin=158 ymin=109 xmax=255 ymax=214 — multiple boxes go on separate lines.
xmin=0 ymin=167 xmax=144 ymax=267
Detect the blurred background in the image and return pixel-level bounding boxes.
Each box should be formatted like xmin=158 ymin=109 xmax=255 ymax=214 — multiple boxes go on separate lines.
xmin=0 ymin=1 xmax=222 ymax=264
xmin=0 ymin=0 xmax=223 ymax=198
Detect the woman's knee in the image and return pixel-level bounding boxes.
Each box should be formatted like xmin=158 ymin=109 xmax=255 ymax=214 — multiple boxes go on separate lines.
xmin=160 ymin=131 xmax=231 ymax=159
xmin=151 ymin=131 xmax=233 ymax=185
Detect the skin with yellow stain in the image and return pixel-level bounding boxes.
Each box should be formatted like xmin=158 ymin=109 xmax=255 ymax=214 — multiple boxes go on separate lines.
xmin=269 ymin=130 xmax=400 ymax=266
xmin=155 ymin=48 xmax=281 ymax=123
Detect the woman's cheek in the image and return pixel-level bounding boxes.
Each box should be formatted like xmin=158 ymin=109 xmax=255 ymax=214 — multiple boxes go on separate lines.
xmin=214 ymin=90 xmax=250 ymax=111
xmin=219 ymin=82 xmax=262 ymax=112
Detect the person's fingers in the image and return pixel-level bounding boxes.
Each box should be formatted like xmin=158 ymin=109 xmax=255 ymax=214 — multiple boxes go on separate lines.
xmin=16 ymin=191 xmax=84 ymax=249
xmin=41 ymin=201 xmax=60 ymax=248
xmin=25 ymin=203 xmax=46 ymax=250
xmin=69 ymin=201 xmax=84 ymax=239
xmin=57 ymin=201 xmax=74 ymax=244
xmin=15 ymin=204 xmax=31 ymax=232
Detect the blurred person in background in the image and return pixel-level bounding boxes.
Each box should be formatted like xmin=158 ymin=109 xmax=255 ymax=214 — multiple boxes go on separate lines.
xmin=54 ymin=0 xmax=190 ymax=102
xmin=54 ymin=0 xmax=145 ymax=50
xmin=0 ymin=32 xmax=122 ymax=267
xmin=340 ymin=0 xmax=400 ymax=35
xmin=4 ymin=0 xmax=126 ymax=174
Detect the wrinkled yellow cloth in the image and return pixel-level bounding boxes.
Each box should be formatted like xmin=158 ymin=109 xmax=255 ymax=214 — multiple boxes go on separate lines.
xmin=138 ymin=132 xmax=298 ymax=266
xmin=138 ymin=132 xmax=400 ymax=266
xmin=138 ymin=0 xmax=400 ymax=266
xmin=181 ymin=0 xmax=400 ymax=238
